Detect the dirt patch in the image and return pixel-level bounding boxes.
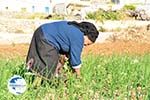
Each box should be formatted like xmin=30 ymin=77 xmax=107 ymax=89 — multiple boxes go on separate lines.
xmin=0 ymin=44 xmax=29 ymax=58
xmin=83 ymin=41 xmax=150 ymax=56
xmin=0 ymin=41 xmax=150 ymax=58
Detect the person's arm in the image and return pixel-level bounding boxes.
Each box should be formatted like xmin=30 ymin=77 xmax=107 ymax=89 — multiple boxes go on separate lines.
xmin=68 ymin=27 xmax=84 ymax=77
xmin=70 ymin=43 xmax=83 ymax=77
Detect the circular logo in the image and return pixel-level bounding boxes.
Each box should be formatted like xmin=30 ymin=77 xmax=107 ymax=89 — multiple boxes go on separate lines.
xmin=8 ymin=75 xmax=27 ymax=95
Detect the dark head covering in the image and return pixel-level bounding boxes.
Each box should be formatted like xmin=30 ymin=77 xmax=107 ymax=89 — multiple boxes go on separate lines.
xmin=68 ymin=21 xmax=99 ymax=42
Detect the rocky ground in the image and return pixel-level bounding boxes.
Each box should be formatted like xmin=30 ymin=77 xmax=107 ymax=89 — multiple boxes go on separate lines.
xmin=107 ymin=25 xmax=150 ymax=43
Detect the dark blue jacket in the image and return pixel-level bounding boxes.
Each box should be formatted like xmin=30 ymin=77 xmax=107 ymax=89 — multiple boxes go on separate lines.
xmin=41 ymin=21 xmax=84 ymax=68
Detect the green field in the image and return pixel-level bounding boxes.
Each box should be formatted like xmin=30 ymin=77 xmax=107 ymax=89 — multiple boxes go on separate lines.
xmin=0 ymin=54 xmax=150 ymax=100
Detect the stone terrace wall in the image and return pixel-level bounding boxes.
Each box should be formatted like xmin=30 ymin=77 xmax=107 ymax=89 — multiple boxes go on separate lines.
xmin=0 ymin=18 xmax=51 ymax=34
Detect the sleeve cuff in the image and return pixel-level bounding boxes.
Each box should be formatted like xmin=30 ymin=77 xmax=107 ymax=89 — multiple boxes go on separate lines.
xmin=72 ymin=64 xmax=81 ymax=69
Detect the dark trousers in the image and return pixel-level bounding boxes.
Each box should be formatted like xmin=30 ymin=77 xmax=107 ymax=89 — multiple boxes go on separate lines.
xmin=26 ymin=27 xmax=59 ymax=79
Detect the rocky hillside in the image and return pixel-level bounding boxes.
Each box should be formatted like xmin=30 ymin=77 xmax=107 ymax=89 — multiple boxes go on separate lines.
xmin=107 ymin=25 xmax=150 ymax=43
xmin=0 ymin=18 xmax=52 ymax=34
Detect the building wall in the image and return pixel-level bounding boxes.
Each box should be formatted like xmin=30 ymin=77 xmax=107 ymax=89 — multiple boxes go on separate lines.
xmin=0 ymin=0 xmax=52 ymax=14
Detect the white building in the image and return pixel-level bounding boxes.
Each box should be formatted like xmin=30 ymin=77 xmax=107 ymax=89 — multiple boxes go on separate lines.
xmin=0 ymin=0 xmax=52 ymax=14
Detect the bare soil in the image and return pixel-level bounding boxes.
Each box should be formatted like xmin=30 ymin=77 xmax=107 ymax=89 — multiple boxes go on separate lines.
xmin=0 ymin=44 xmax=29 ymax=58
xmin=0 ymin=41 xmax=150 ymax=58
xmin=83 ymin=41 xmax=150 ymax=56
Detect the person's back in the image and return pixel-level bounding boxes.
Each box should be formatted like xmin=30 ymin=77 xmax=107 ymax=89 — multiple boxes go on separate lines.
xmin=41 ymin=21 xmax=84 ymax=54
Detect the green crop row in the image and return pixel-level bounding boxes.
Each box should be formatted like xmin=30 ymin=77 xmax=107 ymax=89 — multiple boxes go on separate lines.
xmin=0 ymin=54 xmax=150 ymax=100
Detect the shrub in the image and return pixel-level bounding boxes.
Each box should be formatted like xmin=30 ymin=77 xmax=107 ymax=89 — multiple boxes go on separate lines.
xmin=122 ymin=4 xmax=136 ymax=11
xmin=49 ymin=14 xmax=64 ymax=20
xmin=27 ymin=12 xmax=47 ymax=19
xmin=86 ymin=9 xmax=126 ymax=21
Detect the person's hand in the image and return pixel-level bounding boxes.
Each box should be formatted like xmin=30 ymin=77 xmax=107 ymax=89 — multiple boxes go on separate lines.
xmin=59 ymin=54 xmax=68 ymax=65
xmin=74 ymin=68 xmax=80 ymax=76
